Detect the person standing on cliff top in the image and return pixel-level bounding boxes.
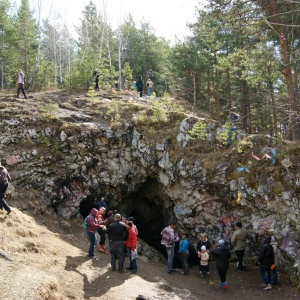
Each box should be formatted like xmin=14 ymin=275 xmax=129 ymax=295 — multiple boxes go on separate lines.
xmin=16 ymin=69 xmax=28 ymax=99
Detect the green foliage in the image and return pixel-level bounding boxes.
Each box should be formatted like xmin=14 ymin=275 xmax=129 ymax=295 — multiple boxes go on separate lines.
xmin=39 ymin=100 xmax=59 ymax=120
xmin=107 ymin=99 xmax=121 ymax=121
xmin=87 ymin=86 xmax=98 ymax=105
xmin=189 ymin=120 xmax=207 ymax=141
xmin=122 ymin=62 xmax=133 ymax=83
xmin=216 ymin=122 xmax=231 ymax=145
xmin=150 ymin=100 xmax=167 ymax=122
xmin=51 ymin=137 xmax=63 ymax=159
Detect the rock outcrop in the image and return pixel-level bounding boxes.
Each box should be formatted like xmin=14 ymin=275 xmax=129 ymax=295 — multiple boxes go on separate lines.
xmin=1 ymin=92 xmax=299 ymax=286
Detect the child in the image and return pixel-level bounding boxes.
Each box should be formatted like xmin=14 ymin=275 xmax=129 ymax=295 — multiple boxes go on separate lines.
xmin=198 ymin=245 xmax=209 ymax=277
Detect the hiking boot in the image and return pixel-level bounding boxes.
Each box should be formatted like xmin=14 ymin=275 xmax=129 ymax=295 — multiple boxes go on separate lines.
xmin=264 ymin=284 xmax=272 ymax=290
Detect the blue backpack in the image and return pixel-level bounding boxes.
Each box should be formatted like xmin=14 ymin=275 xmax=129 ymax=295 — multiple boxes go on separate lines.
xmin=83 ymin=216 xmax=89 ymax=230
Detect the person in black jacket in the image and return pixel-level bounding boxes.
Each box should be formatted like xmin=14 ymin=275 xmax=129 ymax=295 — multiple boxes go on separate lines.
xmin=0 ymin=162 xmax=12 ymax=215
xmin=103 ymin=213 xmax=128 ymax=273
xmin=211 ymin=239 xmax=231 ymax=290
xmin=257 ymin=236 xmax=275 ymax=291
xmin=136 ymin=76 xmax=144 ymax=97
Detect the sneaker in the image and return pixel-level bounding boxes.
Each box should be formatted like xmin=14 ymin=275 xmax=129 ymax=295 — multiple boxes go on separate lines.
xmin=264 ymin=284 xmax=272 ymax=290
xmin=99 ymin=245 xmax=105 ymax=252
xmin=180 ymin=272 xmax=187 ymax=276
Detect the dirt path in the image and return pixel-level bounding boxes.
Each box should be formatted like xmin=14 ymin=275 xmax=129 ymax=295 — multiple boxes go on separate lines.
xmin=0 ymin=209 xmax=299 ymax=300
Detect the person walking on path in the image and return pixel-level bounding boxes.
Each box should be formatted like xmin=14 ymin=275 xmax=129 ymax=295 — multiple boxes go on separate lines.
xmin=161 ymin=221 xmax=179 ymax=274
xmin=257 ymin=236 xmax=275 ymax=291
xmin=125 ymin=221 xmax=138 ymax=273
xmin=16 ymin=69 xmax=28 ymax=99
xmin=178 ymin=233 xmax=189 ymax=276
xmin=0 ymin=161 xmax=12 ymax=215
xmin=231 ymin=221 xmax=251 ymax=271
xmin=136 ymin=76 xmax=144 ymax=97
xmin=103 ymin=213 xmax=128 ymax=273
xmin=86 ymin=208 xmax=102 ymax=258
xmin=211 ymin=239 xmax=231 ymax=291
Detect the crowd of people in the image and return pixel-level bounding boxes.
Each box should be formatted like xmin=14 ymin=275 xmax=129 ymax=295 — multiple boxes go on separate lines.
xmin=91 ymin=70 xmax=154 ymax=99
xmin=84 ymin=201 xmax=138 ymax=274
xmin=160 ymin=221 xmax=278 ymax=292
xmin=84 ymin=204 xmax=278 ymax=293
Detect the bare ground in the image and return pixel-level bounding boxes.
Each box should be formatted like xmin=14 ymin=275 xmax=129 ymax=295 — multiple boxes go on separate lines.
xmin=0 ymin=208 xmax=299 ymax=300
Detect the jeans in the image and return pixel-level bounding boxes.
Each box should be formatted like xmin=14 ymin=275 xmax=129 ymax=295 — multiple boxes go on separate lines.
xmin=87 ymin=231 xmax=97 ymax=257
xmin=17 ymin=83 xmax=27 ymax=98
xmin=165 ymin=245 xmax=174 ymax=272
xmin=127 ymin=247 xmax=138 ymax=271
xmin=260 ymin=265 xmax=272 ymax=285
xmin=147 ymin=87 xmax=153 ymax=96
xmin=138 ymin=88 xmax=143 ymax=97
xmin=179 ymin=251 xmax=189 ymax=275
xmin=111 ymin=240 xmax=125 ymax=271
xmin=218 ymin=269 xmax=227 ymax=283
xmin=235 ymin=250 xmax=245 ymax=270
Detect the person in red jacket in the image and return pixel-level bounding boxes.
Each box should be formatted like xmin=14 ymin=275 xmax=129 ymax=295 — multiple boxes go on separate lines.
xmin=126 ymin=221 xmax=138 ymax=273
xmin=86 ymin=208 xmax=102 ymax=258
xmin=96 ymin=207 xmax=107 ymax=252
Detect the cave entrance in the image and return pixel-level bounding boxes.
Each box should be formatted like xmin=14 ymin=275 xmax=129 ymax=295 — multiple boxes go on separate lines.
xmin=120 ymin=177 xmax=198 ymax=267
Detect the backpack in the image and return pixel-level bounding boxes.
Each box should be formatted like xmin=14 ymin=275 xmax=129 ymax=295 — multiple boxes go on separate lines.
xmin=83 ymin=216 xmax=89 ymax=230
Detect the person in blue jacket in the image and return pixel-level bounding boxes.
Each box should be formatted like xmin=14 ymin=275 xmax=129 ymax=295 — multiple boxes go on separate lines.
xmin=178 ymin=233 xmax=190 ymax=275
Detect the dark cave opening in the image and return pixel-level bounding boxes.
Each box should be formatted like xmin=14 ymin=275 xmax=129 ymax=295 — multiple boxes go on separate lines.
xmin=122 ymin=177 xmax=199 ymax=267
xmin=78 ymin=177 xmax=199 ymax=267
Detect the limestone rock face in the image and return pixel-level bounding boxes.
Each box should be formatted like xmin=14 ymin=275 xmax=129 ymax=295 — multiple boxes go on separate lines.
xmin=1 ymin=113 xmax=300 ymax=286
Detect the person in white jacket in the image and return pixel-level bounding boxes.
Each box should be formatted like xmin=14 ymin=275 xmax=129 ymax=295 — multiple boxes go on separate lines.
xmin=198 ymin=245 xmax=209 ymax=277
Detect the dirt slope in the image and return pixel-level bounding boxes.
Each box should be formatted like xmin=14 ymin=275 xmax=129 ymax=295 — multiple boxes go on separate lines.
xmin=0 ymin=209 xmax=299 ymax=300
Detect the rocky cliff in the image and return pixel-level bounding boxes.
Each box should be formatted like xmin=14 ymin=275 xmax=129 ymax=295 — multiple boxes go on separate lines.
xmin=1 ymin=91 xmax=299 ymax=286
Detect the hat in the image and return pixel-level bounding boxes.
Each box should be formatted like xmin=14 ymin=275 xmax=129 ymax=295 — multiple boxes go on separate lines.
xmin=235 ymin=221 xmax=242 ymax=228
xmin=100 ymin=207 xmax=106 ymax=211
xmin=218 ymin=239 xmax=225 ymax=246
xmin=201 ymin=245 xmax=206 ymax=251
xmin=115 ymin=213 xmax=121 ymax=220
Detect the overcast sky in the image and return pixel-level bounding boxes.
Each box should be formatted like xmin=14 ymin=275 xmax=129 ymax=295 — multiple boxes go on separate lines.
xmin=16 ymin=0 xmax=207 ymax=43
